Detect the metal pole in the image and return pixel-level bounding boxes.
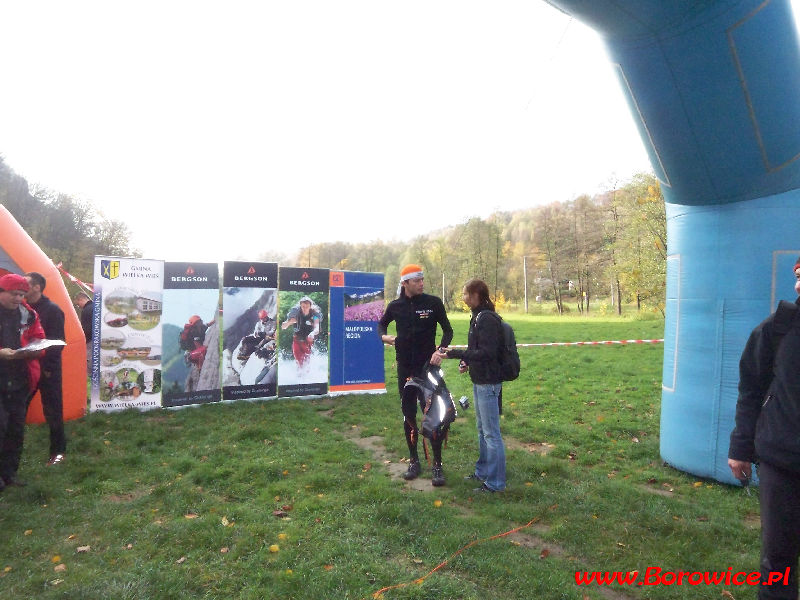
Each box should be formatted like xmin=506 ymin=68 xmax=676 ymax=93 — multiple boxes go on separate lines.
xmin=523 ymin=256 xmax=528 ymax=313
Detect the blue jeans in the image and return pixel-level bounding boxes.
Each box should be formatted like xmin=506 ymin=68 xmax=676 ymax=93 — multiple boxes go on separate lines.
xmin=472 ymin=383 xmax=506 ymax=491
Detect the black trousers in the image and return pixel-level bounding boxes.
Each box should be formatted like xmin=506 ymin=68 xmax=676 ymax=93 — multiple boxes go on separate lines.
xmin=28 ymin=368 xmax=66 ymax=457
xmin=0 ymin=385 xmax=30 ymax=481
xmin=758 ymin=461 xmax=800 ymax=599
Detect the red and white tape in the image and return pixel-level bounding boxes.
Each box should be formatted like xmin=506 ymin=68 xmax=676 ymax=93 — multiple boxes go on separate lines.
xmin=55 ymin=262 xmax=94 ymax=294
xmin=449 ymin=339 xmax=663 ymax=349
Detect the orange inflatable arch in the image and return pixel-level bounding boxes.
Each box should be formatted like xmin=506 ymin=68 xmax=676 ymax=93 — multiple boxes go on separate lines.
xmin=0 ymin=206 xmax=87 ymax=423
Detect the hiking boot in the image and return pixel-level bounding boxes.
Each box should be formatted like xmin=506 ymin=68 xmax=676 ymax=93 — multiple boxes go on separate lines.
xmin=431 ymin=463 xmax=446 ymax=487
xmin=403 ymin=459 xmax=421 ymax=481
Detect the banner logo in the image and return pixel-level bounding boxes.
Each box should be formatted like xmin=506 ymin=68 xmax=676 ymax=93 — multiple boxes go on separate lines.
xmin=186 ymin=266 xmax=195 ymax=275
xmin=247 ymin=266 xmax=256 ymax=275
xmin=301 ymin=272 xmax=310 ymax=280
xmin=101 ymin=260 xmax=120 ymax=280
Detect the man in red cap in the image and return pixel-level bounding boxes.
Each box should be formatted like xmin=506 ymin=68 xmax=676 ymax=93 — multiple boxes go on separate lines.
xmin=0 ymin=273 xmax=45 ymax=491
xmin=379 ymin=264 xmax=453 ymax=486
xmin=729 ymin=257 xmax=800 ymax=599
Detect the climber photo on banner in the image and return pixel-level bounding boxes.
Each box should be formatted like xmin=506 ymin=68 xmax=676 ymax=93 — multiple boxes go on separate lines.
xmin=161 ymin=262 xmax=221 ymax=408
xmin=277 ymin=267 xmax=329 ymax=398
xmin=221 ymin=261 xmax=279 ymax=401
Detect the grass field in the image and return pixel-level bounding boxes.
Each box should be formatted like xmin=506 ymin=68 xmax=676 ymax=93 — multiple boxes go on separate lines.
xmin=0 ymin=314 xmax=761 ymax=599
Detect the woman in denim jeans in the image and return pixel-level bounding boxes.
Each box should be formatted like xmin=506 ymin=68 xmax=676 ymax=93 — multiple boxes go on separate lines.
xmin=433 ymin=279 xmax=506 ymax=492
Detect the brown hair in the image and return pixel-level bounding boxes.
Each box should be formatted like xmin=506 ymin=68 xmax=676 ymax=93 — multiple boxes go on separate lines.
xmin=463 ymin=279 xmax=494 ymax=311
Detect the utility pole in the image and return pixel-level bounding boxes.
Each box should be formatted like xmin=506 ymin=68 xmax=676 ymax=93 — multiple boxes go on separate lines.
xmin=523 ymin=256 xmax=528 ymax=313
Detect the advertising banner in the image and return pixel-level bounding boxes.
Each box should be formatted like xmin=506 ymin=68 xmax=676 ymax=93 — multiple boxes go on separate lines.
xmin=91 ymin=257 xmax=164 ymax=412
xmin=221 ymin=261 xmax=279 ymax=400
xmin=328 ymin=271 xmax=386 ymax=395
xmin=277 ymin=267 xmax=329 ymax=398
xmin=161 ymin=262 xmax=221 ymax=407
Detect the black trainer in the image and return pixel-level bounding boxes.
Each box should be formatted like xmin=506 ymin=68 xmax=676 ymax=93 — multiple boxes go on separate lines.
xmin=431 ymin=463 xmax=446 ymax=487
xmin=403 ymin=459 xmax=421 ymax=481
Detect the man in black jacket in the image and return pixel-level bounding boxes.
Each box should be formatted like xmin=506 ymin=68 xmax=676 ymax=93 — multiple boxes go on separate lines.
xmin=25 ymin=272 xmax=67 ymax=466
xmin=728 ymin=258 xmax=800 ymax=599
xmin=379 ymin=264 xmax=453 ymax=486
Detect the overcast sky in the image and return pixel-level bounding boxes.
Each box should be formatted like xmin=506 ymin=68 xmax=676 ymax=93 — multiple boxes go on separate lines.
xmin=3 ymin=2 xmax=794 ymax=264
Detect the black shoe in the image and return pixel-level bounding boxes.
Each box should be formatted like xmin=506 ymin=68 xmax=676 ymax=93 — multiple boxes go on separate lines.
xmin=473 ymin=483 xmax=496 ymax=493
xmin=464 ymin=473 xmax=482 ymax=481
xmin=403 ymin=460 xmax=421 ymax=481
xmin=431 ymin=463 xmax=446 ymax=487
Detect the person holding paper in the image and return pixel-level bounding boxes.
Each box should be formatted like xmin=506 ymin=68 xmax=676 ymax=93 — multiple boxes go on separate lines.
xmin=25 ymin=272 xmax=67 ymax=466
xmin=0 ymin=273 xmax=45 ymax=491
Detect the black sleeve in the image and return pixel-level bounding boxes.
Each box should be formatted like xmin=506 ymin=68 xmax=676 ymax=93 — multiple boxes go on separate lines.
xmin=435 ymin=298 xmax=453 ymax=348
xmin=378 ymin=303 xmax=393 ymax=337
xmin=41 ymin=305 xmax=65 ymax=367
xmin=729 ymin=316 xmax=774 ymax=462
xmin=461 ymin=312 xmax=501 ymax=364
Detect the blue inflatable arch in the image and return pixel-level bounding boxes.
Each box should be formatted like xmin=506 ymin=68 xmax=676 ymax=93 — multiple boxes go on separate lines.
xmin=546 ymin=0 xmax=800 ymax=483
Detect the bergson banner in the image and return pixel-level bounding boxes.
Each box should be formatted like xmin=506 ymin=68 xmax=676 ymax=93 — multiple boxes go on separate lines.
xmin=277 ymin=267 xmax=329 ymax=398
xmin=161 ymin=262 xmax=221 ymax=407
xmin=221 ymin=261 xmax=279 ymax=400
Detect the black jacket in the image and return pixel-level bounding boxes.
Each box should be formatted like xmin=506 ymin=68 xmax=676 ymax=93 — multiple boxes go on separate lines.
xmin=447 ymin=306 xmax=503 ymax=385
xmin=729 ymin=298 xmax=800 ymax=472
xmin=379 ymin=292 xmax=453 ymax=371
xmin=29 ymin=294 xmax=65 ymax=373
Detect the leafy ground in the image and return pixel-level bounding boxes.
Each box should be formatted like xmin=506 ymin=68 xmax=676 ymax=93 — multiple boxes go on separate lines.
xmin=0 ymin=314 xmax=761 ymax=600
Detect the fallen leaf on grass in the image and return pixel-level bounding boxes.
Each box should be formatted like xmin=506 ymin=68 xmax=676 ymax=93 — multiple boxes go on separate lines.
xmin=51 ymin=556 xmax=61 ymax=563
xmin=184 ymin=513 xmax=199 ymax=519
xmin=3 ymin=566 xmax=12 ymax=573
xmin=278 ymin=533 xmax=288 ymax=541
xmin=324 ymin=564 xmax=334 ymax=570
xmin=54 ymin=564 xmax=66 ymax=573
xmin=412 ymin=559 xmax=423 ymax=565
xmin=176 ymin=556 xmax=186 ymax=564
xmin=721 ymin=592 xmax=736 ymax=600
xmin=51 ymin=578 xmax=64 ymax=585
xmin=76 ymin=546 xmax=90 ymax=553
xmin=273 ymin=510 xmax=289 ymax=518
xmin=24 ymin=529 xmax=32 ymax=536
xmin=362 ymin=463 xmax=372 ymax=471
xmin=539 ymin=549 xmax=550 ymax=559
xmin=67 ymin=534 xmax=76 ymax=540
xmin=693 ymin=481 xmax=703 ymax=488
xmin=433 ymin=500 xmax=442 ymax=508
xmin=220 ymin=547 xmax=229 ymax=553
xmin=125 ymin=544 xmax=133 ymax=550
xmin=221 ymin=517 xmax=234 ymax=527
xmin=269 ymin=545 xmax=280 ymax=553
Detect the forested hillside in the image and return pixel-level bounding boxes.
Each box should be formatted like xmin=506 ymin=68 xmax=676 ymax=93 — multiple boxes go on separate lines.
xmin=0 ymin=156 xmax=137 ymax=285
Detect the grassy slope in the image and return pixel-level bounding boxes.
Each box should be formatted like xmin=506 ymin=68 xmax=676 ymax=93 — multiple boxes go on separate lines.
xmin=0 ymin=314 xmax=760 ymax=600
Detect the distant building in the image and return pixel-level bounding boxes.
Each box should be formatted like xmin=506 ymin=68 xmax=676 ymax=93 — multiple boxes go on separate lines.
xmin=137 ymin=296 xmax=162 ymax=312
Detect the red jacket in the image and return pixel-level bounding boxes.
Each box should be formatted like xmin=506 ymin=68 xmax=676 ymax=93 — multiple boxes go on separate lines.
xmin=15 ymin=301 xmax=45 ymax=390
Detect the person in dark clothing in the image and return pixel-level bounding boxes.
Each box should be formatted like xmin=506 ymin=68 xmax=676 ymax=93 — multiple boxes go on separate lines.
xmin=435 ymin=278 xmax=506 ymax=492
xmin=74 ymin=291 xmax=93 ymax=373
xmin=0 ymin=273 xmax=45 ymax=491
xmin=378 ymin=264 xmax=453 ymax=486
xmin=728 ymin=257 xmax=800 ymax=599
xmin=25 ymin=272 xmax=67 ymax=466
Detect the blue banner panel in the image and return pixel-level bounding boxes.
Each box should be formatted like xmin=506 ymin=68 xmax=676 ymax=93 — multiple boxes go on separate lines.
xmin=329 ymin=271 xmax=385 ymax=395
xmin=277 ymin=267 xmax=329 ymax=398
xmin=161 ymin=262 xmax=221 ymax=407
xmin=222 ymin=261 xmax=279 ymax=401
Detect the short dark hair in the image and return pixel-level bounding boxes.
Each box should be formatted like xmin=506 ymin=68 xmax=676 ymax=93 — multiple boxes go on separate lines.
xmin=463 ymin=279 xmax=495 ymax=311
xmin=26 ymin=271 xmax=47 ymax=291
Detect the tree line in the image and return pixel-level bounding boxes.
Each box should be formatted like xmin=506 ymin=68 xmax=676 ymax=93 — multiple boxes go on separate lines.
xmin=0 ymin=156 xmax=138 ymax=286
xmin=1 ymin=153 xmax=664 ymax=315
xmin=288 ymin=172 xmax=666 ymax=315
